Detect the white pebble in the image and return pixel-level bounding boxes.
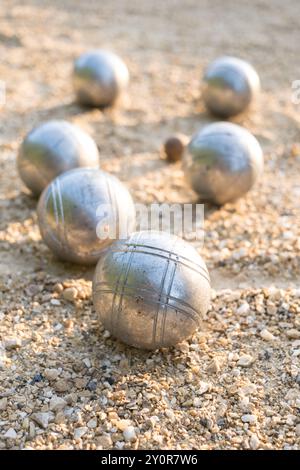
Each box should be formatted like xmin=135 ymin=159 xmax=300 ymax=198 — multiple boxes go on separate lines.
xmin=4 ymin=428 xmax=17 ymax=439
xmin=250 ymin=433 xmax=260 ymax=449
xmin=237 ymin=302 xmax=250 ymax=316
xmin=123 ymin=426 xmax=137 ymax=442
xmin=260 ymin=329 xmax=275 ymax=342
xmin=238 ymin=354 xmax=254 ymax=367
xmin=241 ymin=414 xmax=257 ymax=424
xmin=4 ymin=338 xmax=21 ymax=350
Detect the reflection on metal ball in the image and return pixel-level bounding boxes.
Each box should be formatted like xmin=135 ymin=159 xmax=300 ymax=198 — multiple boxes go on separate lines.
xmin=183 ymin=122 xmax=264 ymax=205
xmin=17 ymin=120 xmax=99 ymax=196
xmin=93 ymin=230 xmax=211 ymax=350
xmin=37 ymin=168 xmax=136 ymax=265
xmin=73 ymin=50 xmax=129 ymax=107
xmin=202 ymin=56 xmax=260 ymax=117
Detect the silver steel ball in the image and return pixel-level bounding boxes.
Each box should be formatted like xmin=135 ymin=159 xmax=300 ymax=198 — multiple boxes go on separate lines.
xmin=17 ymin=120 xmax=99 ymax=196
xmin=37 ymin=168 xmax=136 ymax=265
xmin=202 ymin=56 xmax=260 ymax=117
xmin=73 ymin=50 xmax=129 ymax=107
xmin=183 ymin=122 xmax=264 ymax=205
xmin=93 ymin=230 xmax=211 ymax=350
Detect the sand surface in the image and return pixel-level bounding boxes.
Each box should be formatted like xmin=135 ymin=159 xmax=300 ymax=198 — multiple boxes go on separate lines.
xmin=0 ymin=0 xmax=300 ymax=449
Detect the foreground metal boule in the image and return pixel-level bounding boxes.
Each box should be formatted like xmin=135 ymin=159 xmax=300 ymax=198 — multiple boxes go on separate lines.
xmin=17 ymin=120 xmax=99 ymax=196
xmin=183 ymin=122 xmax=264 ymax=205
xmin=37 ymin=168 xmax=136 ymax=265
xmin=93 ymin=230 xmax=211 ymax=350
xmin=202 ymin=56 xmax=260 ymax=117
xmin=73 ymin=50 xmax=129 ymax=107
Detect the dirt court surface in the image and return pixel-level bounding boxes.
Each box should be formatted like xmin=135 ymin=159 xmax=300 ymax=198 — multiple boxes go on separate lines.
xmin=0 ymin=0 xmax=300 ymax=450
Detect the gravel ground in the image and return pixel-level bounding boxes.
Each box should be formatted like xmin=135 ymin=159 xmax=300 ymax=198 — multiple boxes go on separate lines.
xmin=0 ymin=0 xmax=300 ymax=450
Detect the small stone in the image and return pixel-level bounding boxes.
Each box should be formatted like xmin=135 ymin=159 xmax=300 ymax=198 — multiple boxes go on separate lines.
xmin=74 ymin=427 xmax=88 ymax=439
xmin=241 ymin=414 xmax=257 ymax=424
xmin=193 ymin=397 xmax=201 ymax=407
xmin=250 ymin=434 xmax=260 ymax=450
xmin=237 ymin=302 xmax=250 ymax=316
xmin=116 ymin=419 xmax=132 ymax=431
xmin=123 ymin=426 xmax=137 ymax=442
xmin=286 ymin=329 xmax=300 ymax=339
xmin=31 ymin=412 xmax=50 ymax=429
xmin=63 ymin=287 xmax=78 ymax=302
xmin=97 ymin=434 xmax=112 ymax=448
xmin=199 ymin=381 xmax=210 ymax=395
xmin=0 ymin=397 xmax=8 ymax=411
xmin=238 ymin=354 xmax=255 ymax=367
xmin=4 ymin=338 xmax=22 ymax=350
xmin=50 ymin=298 xmax=61 ymax=306
xmin=260 ymin=329 xmax=275 ymax=342
xmin=87 ymin=418 xmax=97 ymax=429
xmin=296 ymin=424 xmax=300 ymax=437
xmin=49 ymin=396 xmax=67 ymax=412
xmin=206 ymin=357 xmax=220 ymax=374
xmin=4 ymin=428 xmax=17 ymax=439
xmin=44 ymin=368 xmax=59 ymax=381
xmin=53 ymin=283 xmax=64 ymax=294
xmin=54 ymin=380 xmax=70 ymax=392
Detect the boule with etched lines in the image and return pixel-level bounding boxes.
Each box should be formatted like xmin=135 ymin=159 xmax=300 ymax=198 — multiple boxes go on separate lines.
xmin=93 ymin=230 xmax=211 ymax=349
xmin=37 ymin=168 xmax=136 ymax=265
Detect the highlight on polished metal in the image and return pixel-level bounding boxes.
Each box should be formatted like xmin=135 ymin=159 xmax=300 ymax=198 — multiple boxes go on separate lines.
xmin=183 ymin=122 xmax=264 ymax=205
xmin=17 ymin=120 xmax=99 ymax=196
xmin=73 ymin=50 xmax=129 ymax=107
xmin=202 ymin=56 xmax=260 ymax=117
xmin=93 ymin=230 xmax=211 ymax=350
xmin=37 ymin=168 xmax=136 ymax=265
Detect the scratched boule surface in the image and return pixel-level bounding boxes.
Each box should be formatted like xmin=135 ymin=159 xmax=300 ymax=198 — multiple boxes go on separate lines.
xmin=0 ymin=0 xmax=300 ymax=450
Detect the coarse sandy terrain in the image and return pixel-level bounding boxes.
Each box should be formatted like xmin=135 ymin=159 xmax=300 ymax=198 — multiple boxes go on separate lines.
xmin=0 ymin=0 xmax=300 ymax=450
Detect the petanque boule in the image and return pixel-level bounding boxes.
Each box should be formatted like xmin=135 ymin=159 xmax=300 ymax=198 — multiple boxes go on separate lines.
xmin=93 ymin=230 xmax=211 ymax=350
xmin=17 ymin=120 xmax=99 ymax=196
xmin=73 ymin=50 xmax=129 ymax=107
xmin=202 ymin=56 xmax=260 ymax=118
xmin=37 ymin=167 xmax=136 ymax=265
xmin=183 ymin=122 xmax=264 ymax=205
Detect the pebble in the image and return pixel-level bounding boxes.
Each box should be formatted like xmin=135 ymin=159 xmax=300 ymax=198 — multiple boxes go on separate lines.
xmin=206 ymin=357 xmax=220 ymax=374
xmin=87 ymin=418 xmax=97 ymax=429
xmin=4 ymin=338 xmax=21 ymax=350
xmin=50 ymin=299 xmax=61 ymax=306
xmin=198 ymin=381 xmax=210 ymax=395
xmin=0 ymin=397 xmax=8 ymax=411
xmin=296 ymin=424 xmax=300 ymax=437
xmin=54 ymin=380 xmax=70 ymax=392
xmin=31 ymin=412 xmax=50 ymax=429
xmin=286 ymin=329 xmax=300 ymax=339
xmin=237 ymin=354 xmax=255 ymax=367
xmin=74 ymin=427 xmax=88 ymax=439
xmin=123 ymin=426 xmax=137 ymax=442
xmin=4 ymin=428 xmax=17 ymax=439
xmin=237 ymin=302 xmax=250 ymax=316
xmin=97 ymin=434 xmax=112 ymax=448
xmin=241 ymin=414 xmax=257 ymax=424
xmin=260 ymin=329 xmax=275 ymax=341
xmin=44 ymin=368 xmax=59 ymax=381
xmin=63 ymin=287 xmax=78 ymax=302
xmin=49 ymin=396 xmax=67 ymax=412
xmin=250 ymin=434 xmax=260 ymax=450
